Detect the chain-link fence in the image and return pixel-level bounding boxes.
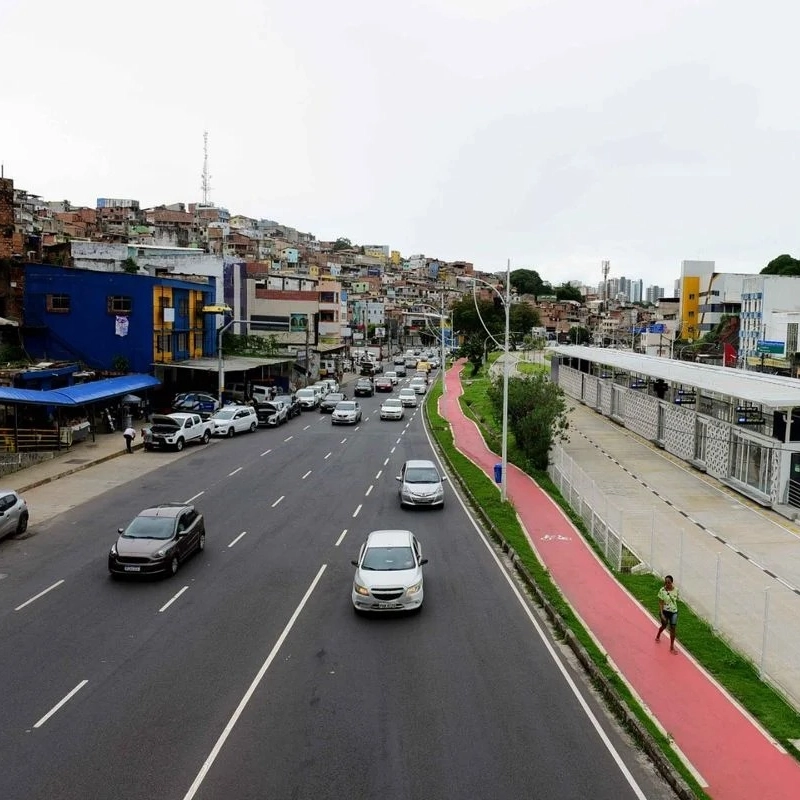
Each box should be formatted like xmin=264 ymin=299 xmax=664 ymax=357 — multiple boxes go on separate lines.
xmin=548 ymin=443 xmax=800 ymax=708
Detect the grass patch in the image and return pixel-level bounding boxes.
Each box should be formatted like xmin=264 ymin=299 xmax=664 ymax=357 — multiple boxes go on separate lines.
xmin=426 ymin=370 xmax=800 ymax=793
xmin=516 ymin=361 xmax=547 ymax=376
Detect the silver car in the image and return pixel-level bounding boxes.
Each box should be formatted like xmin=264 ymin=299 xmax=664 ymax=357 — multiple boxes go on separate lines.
xmin=397 ymin=459 xmax=446 ymax=508
xmin=0 ymin=490 xmax=29 ymax=539
xmin=398 ymin=388 xmax=418 ymax=408
xmin=331 ymin=400 xmax=362 ymax=425
xmin=351 ymin=529 xmax=427 ymax=613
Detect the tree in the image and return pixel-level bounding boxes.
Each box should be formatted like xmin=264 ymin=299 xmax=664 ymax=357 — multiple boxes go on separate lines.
xmin=510 ymin=268 xmax=551 ymax=300
xmin=567 ymin=325 xmax=592 ymax=345
xmin=451 ymin=296 xmax=503 ymax=337
xmin=460 ymin=333 xmax=487 ymax=376
xmin=487 ymin=373 xmax=569 ymax=470
xmin=332 ymin=237 xmax=352 ymax=252
xmin=762 ymin=254 xmax=800 ymax=275
xmin=509 ymin=302 xmax=541 ymax=338
xmin=555 ymin=283 xmax=583 ymax=302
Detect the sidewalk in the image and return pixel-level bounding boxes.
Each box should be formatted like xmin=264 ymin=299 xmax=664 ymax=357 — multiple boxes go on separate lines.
xmin=440 ymin=358 xmax=800 ymax=800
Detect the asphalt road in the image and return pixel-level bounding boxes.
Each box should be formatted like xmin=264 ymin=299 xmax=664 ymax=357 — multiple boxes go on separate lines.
xmin=0 ymin=377 xmax=672 ymax=800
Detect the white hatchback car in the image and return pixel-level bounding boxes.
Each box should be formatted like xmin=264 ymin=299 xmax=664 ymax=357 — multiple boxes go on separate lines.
xmin=398 ymin=388 xmax=418 ymax=408
xmin=384 ymin=371 xmax=399 ymax=385
xmin=380 ymin=398 xmax=404 ymax=420
xmin=351 ymin=529 xmax=427 ymax=613
xmin=0 ymin=490 xmax=29 ymax=540
xmin=211 ymin=405 xmax=258 ymax=437
xmin=410 ymin=379 xmax=427 ymax=395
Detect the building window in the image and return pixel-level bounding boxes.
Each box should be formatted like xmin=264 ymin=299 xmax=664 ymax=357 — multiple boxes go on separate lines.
xmin=107 ymin=296 xmax=132 ymax=314
xmin=178 ymin=299 xmax=189 ymax=317
xmin=156 ymin=333 xmax=172 ymax=353
xmin=176 ymin=332 xmax=188 ymax=351
xmin=46 ymin=294 xmax=70 ymax=313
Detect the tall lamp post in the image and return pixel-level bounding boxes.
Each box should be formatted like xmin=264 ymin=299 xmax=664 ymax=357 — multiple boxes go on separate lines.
xmin=471 ymin=260 xmax=511 ymax=502
xmin=217 ymin=317 xmax=248 ymax=405
xmin=414 ymin=297 xmax=448 ymax=396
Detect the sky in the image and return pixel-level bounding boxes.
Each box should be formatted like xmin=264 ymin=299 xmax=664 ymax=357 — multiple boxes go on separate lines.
xmin=1 ymin=0 xmax=798 ymax=289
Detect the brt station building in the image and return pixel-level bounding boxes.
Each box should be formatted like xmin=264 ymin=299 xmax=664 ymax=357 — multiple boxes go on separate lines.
xmin=551 ymin=345 xmax=800 ymax=515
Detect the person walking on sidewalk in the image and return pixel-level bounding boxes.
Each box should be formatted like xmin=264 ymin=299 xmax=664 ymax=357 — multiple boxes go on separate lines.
xmin=123 ymin=426 xmax=136 ymax=454
xmin=656 ymin=574 xmax=679 ymax=652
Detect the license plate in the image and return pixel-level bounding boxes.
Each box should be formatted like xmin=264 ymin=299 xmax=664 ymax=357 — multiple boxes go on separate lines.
xmin=124 ymin=565 xmax=141 ymax=572
xmin=377 ymin=602 xmax=396 ymax=609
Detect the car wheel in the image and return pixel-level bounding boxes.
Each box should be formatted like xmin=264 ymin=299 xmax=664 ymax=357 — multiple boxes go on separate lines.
xmin=250 ymin=422 xmax=257 ymax=432
xmin=197 ymin=531 xmax=205 ymax=552
xmin=168 ymin=554 xmax=179 ymax=576
xmin=175 ymin=438 xmax=185 ymax=452
xmin=16 ymin=512 xmax=28 ymax=536
xmin=227 ymin=426 xmax=235 ymax=438
xmin=202 ymin=431 xmax=211 ymax=444
xmin=144 ymin=444 xmax=152 ymax=451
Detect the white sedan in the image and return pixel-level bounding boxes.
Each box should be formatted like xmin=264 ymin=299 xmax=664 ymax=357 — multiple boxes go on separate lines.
xmin=380 ymin=398 xmax=404 ymax=420
xmin=384 ymin=371 xmax=399 ymax=385
xmin=398 ymin=388 xmax=418 ymax=408
xmin=211 ymin=405 xmax=258 ymax=437
xmin=331 ymin=400 xmax=362 ymax=425
xmin=410 ymin=379 xmax=427 ymax=395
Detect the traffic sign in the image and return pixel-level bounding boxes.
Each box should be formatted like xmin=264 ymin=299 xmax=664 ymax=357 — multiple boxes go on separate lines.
xmin=757 ymin=340 xmax=784 ymax=354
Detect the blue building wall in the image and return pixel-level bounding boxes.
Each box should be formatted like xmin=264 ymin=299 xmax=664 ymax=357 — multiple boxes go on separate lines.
xmin=23 ymin=265 xmax=215 ymax=374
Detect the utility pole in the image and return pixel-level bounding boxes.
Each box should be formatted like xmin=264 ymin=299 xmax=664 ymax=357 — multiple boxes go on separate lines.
xmin=601 ymin=260 xmax=610 ymax=346
xmin=304 ymin=316 xmax=311 ymax=387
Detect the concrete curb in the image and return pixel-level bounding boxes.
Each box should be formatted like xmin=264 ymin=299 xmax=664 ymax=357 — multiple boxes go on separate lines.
xmin=424 ymin=395 xmax=698 ymax=800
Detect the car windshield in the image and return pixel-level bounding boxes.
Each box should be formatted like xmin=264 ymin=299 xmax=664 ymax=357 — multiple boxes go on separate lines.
xmin=400 ymin=389 xmax=414 ymax=396
xmin=405 ymin=467 xmax=440 ymax=484
xmin=123 ymin=515 xmax=176 ymax=540
xmin=213 ymin=409 xmax=237 ymax=419
xmin=297 ymin=389 xmax=315 ymax=398
xmin=336 ymin=402 xmax=356 ymax=411
xmin=361 ymin=546 xmax=416 ymax=571
xmin=326 ymin=393 xmax=345 ymax=402
xmin=383 ymin=399 xmax=401 ymax=407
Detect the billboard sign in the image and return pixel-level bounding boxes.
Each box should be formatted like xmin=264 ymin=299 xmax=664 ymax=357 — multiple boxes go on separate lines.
xmin=289 ymin=313 xmax=309 ymax=333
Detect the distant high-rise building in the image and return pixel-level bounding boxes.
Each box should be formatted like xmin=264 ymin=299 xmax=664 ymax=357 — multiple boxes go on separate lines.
xmin=646 ymin=285 xmax=665 ymax=303
xmin=629 ymin=279 xmax=643 ymax=303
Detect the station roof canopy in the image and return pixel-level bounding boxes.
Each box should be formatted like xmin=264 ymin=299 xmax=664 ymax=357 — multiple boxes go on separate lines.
xmin=553 ymin=345 xmax=800 ymax=409
xmin=0 ymin=374 xmax=161 ymax=407
xmin=160 ymin=356 xmax=291 ymax=372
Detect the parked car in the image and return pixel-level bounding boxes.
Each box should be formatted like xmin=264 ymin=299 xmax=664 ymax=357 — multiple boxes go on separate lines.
xmin=172 ymin=392 xmax=220 ymax=417
xmin=397 ymin=459 xmax=446 ymax=509
xmin=144 ymin=414 xmax=213 ymax=451
xmin=320 ymin=392 xmax=348 ymax=413
xmin=351 ymin=529 xmax=427 ymax=613
xmin=274 ymin=393 xmax=302 ymax=418
xmin=296 ymin=387 xmax=321 ymax=409
xmin=379 ymin=398 xmax=404 ymax=421
xmin=256 ymin=401 xmax=289 ymax=427
xmin=331 ymin=400 xmax=362 ymax=425
xmin=384 ymin=371 xmax=399 ymax=386
xmin=354 ymin=379 xmax=374 ymax=397
xmin=312 ymin=381 xmax=331 ymax=398
xmin=398 ymin=388 xmax=418 ymax=408
xmin=374 ymin=376 xmax=393 ymax=392
xmin=211 ymin=405 xmax=258 ymax=437
xmin=109 ymin=502 xmax=205 ymax=578
xmin=0 ymin=490 xmax=29 ymax=540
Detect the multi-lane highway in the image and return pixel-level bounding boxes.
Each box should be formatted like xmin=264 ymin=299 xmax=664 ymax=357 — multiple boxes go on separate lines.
xmin=0 ymin=380 xmax=673 ymax=799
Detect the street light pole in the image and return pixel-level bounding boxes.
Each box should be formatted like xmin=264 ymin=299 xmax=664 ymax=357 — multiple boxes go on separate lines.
xmin=440 ymin=292 xmax=447 ymax=396
xmin=501 ymin=259 xmax=510 ymax=503
xmin=217 ymin=317 xmax=247 ymax=405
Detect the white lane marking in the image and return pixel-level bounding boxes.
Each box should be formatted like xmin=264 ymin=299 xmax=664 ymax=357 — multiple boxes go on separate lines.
xmin=33 ymin=680 xmax=88 ymax=729
xmin=396 ymin=437 xmax=402 ymax=444
xmin=228 ymin=531 xmax=247 ymax=548
xmin=383 ymin=458 xmax=389 ymax=466
xmin=354 ymin=426 xmax=361 ymax=431
xmin=181 ymin=566 xmax=327 ymax=800
xmin=260 ymin=449 xmax=272 ymax=457
xmin=365 ymin=485 xmax=373 ymax=496
xmin=405 ymin=423 xmax=410 ymax=430
xmin=353 ymin=504 xmax=362 ymax=518
xmin=302 ymin=470 xmax=312 ymax=480
xmin=335 ymin=529 xmax=348 ymax=547
xmin=185 ymin=491 xmax=205 ymax=503
xmin=375 ymin=469 xmax=382 ymax=480
xmin=324 ymin=452 xmax=332 ymax=460
xmin=303 ymin=425 xmax=311 ymax=431
xmin=15 ymin=579 xmax=65 ymax=611
xmin=284 ymin=435 xmax=293 ymax=442
xmin=272 ymin=496 xmax=284 ymax=508
xmin=159 ymin=586 xmax=189 ymax=613
xmin=390 ymin=446 xmax=396 ymax=453
xmin=340 ymin=438 xmax=347 ymax=444
xmin=228 ymin=467 xmax=243 ymax=477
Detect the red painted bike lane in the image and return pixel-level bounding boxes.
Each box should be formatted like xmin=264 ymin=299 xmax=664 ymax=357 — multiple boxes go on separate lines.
xmin=439 ymin=360 xmax=800 ymax=800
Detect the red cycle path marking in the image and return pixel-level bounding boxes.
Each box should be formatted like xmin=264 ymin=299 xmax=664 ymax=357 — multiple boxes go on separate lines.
xmin=440 ymin=360 xmax=800 ymax=800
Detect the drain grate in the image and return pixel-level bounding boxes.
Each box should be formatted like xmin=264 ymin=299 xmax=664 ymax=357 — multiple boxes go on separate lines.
xmin=63 ymin=458 xmax=90 ymax=465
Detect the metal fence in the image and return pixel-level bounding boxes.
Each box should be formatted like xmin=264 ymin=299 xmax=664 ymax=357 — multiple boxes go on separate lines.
xmin=548 ymin=443 xmax=800 ymax=709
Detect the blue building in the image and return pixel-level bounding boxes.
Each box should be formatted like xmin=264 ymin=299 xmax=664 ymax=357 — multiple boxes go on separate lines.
xmin=22 ymin=265 xmax=215 ymax=374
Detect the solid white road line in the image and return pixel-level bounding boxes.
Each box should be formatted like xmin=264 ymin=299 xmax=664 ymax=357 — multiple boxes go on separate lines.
xmin=228 ymin=467 xmax=243 ymax=477
xmin=324 ymin=452 xmax=332 ymax=459
xmin=185 ymin=491 xmax=205 ymax=503
xmin=365 ymin=485 xmax=373 ymax=496
xmin=15 ymin=579 xmax=65 ymax=612
xmin=33 ymin=680 xmax=88 ymax=729
xmin=302 ymin=470 xmax=312 ymax=480
xmin=353 ymin=504 xmax=362 ymax=518
xmin=159 ymin=586 xmax=189 ymax=613
xmin=181 ymin=566 xmax=327 ymax=800
xmin=260 ymin=449 xmax=272 ymax=457
xmin=284 ymin=436 xmax=293 ymax=442
xmin=335 ymin=529 xmax=348 ymax=546
xmin=272 ymin=496 xmax=284 ymax=508
xmin=375 ymin=469 xmax=382 ymax=480
xmin=228 ymin=531 xmax=247 ymax=548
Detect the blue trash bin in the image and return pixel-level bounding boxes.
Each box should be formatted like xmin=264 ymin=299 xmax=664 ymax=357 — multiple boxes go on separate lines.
xmin=494 ymin=463 xmax=502 ymax=483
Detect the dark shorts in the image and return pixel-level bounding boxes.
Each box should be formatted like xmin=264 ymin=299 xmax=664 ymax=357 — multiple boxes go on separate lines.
xmin=662 ymin=610 xmax=678 ymax=626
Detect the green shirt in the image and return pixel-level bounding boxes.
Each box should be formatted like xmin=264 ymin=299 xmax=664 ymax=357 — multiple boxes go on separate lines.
xmin=658 ymin=586 xmax=679 ymax=613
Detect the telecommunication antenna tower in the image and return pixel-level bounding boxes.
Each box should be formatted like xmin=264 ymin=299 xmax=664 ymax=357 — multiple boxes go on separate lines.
xmin=201 ymin=131 xmax=212 ymax=206
xmin=601 ymin=260 xmax=610 ymax=313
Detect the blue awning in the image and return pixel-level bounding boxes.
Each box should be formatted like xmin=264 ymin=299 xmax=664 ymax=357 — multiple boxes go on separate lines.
xmin=0 ymin=375 xmax=161 ymax=407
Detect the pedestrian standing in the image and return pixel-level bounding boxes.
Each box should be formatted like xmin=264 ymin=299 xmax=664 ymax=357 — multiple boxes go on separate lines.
xmin=655 ymin=574 xmax=679 ymax=653
xmin=123 ymin=425 xmax=136 ymax=454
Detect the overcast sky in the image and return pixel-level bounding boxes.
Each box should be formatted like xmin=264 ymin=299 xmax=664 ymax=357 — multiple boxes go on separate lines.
xmin=2 ymin=0 xmax=797 ymax=288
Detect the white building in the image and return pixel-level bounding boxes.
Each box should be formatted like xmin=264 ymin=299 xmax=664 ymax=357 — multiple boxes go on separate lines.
xmin=740 ymin=275 xmax=800 ymax=369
